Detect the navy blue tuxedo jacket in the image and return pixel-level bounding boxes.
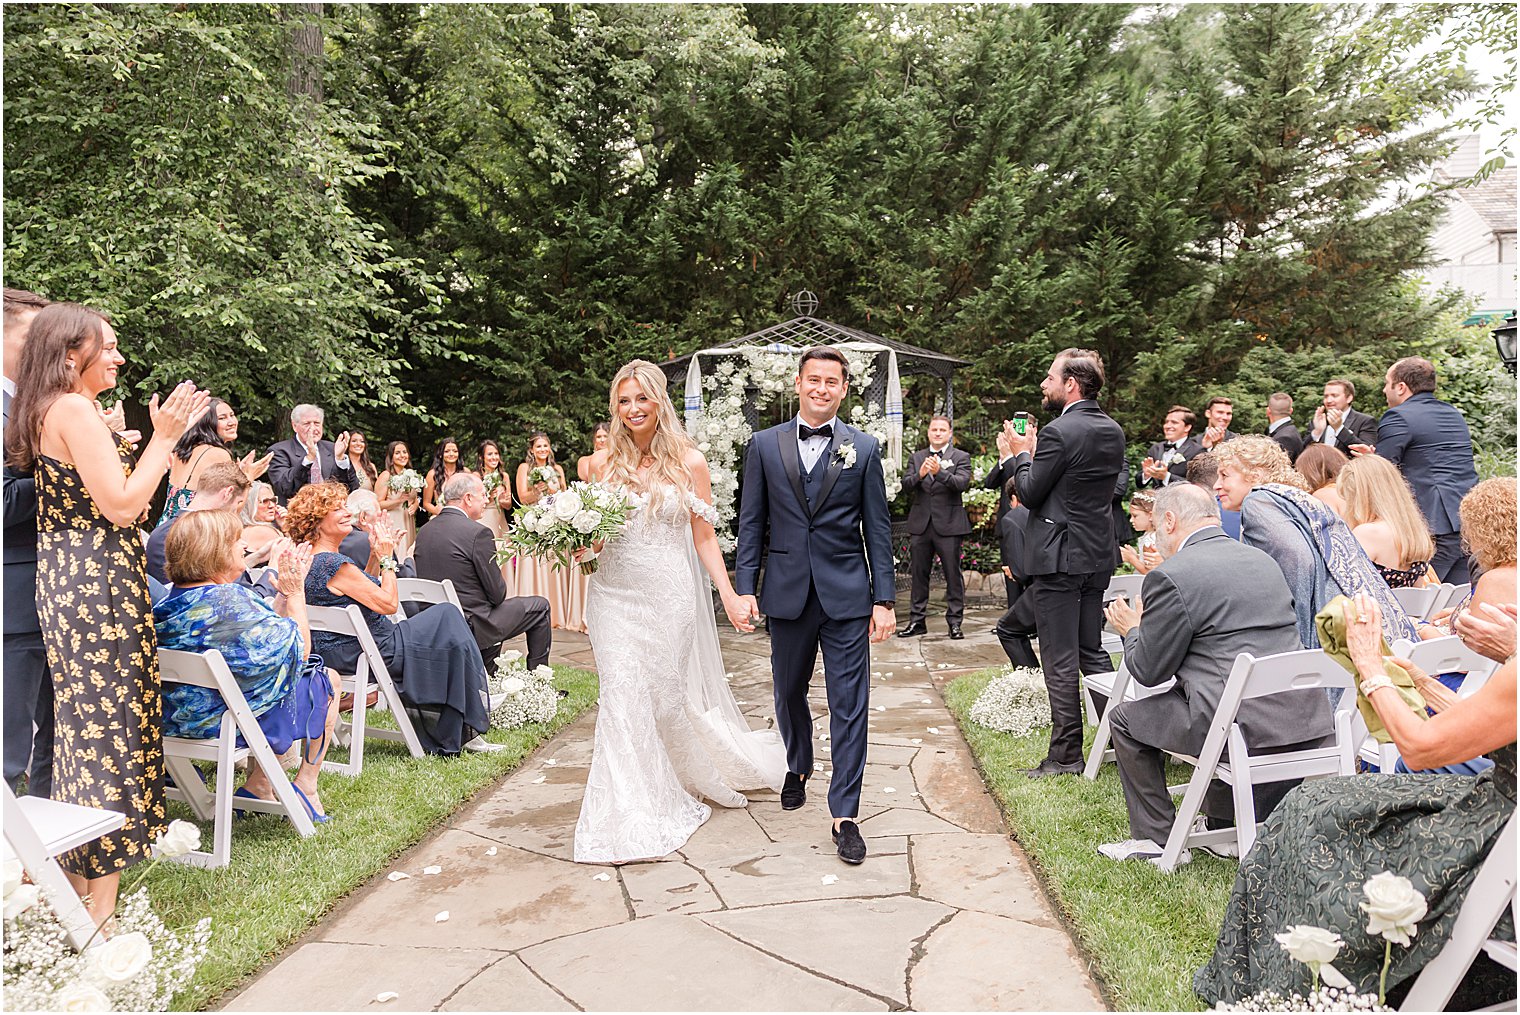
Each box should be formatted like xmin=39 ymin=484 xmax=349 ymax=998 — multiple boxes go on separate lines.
xmin=735 ymin=419 xmax=895 ymax=621
xmin=1375 ymin=393 xmax=1477 ymax=536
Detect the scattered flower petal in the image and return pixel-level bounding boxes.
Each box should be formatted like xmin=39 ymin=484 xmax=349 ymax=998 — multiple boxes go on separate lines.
xmin=874 ymin=705 xmax=885 ymax=712
xmin=927 ymin=727 xmax=940 ymax=734
xmin=592 ymin=872 xmax=612 ymax=881
xmin=821 ymin=875 xmax=840 ymax=885
xmin=911 ymin=738 xmax=923 ymax=744
xmin=374 ymin=991 xmax=400 ymax=1004
xmin=531 ymin=775 xmax=546 ymax=784
xmin=921 ymin=699 xmax=932 ymax=704
xmin=485 ymin=847 xmax=498 ymax=856
xmin=386 ymin=871 xmax=411 ymax=882
xmin=434 ymin=911 xmax=450 ymax=923
xmin=543 ymin=759 xmax=558 ymax=767
xmin=883 ymin=787 xmax=896 ymax=794
xmin=422 ymin=865 xmax=442 ymax=876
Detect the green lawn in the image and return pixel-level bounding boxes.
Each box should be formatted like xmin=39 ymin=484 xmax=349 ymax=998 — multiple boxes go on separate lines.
xmin=135 ymin=666 xmax=598 ymax=1011
xmin=944 ymin=667 xmax=1234 ymax=1012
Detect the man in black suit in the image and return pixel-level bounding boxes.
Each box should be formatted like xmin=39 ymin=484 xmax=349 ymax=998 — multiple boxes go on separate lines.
xmin=413 ymin=474 xmax=551 ymax=669
xmin=992 ymin=492 xmax=1038 ymax=669
xmin=981 ymin=429 xmax=1019 ymax=525
xmin=899 ymin=416 xmax=973 ymax=639
xmin=3 ymin=287 xmax=53 ymax=795
xmin=1357 ymin=357 xmax=1479 ymax=583
xmin=1197 ymin=396 xmax=1239 ymax=451
xmin=1136 ymin=406 xmax=1203 ymax=489
xmin=266 ymin=403 xmax=360 ymax=504
xmin=1004 ymin=348 xmax=1127 ymax=777
xmin=1264 ymin=392 xmax=1303 ymax=462
xmin=1098 ymin=484 xmax=1332 ymax=866
xmin=1309 ymin=378 xmax=1379 ymax=451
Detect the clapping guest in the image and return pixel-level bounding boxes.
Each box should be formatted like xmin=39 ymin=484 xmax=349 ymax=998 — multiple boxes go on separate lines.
xmin=376 ymin=441 xmax=419 ymax=550
xmin=1293 ymin=443 xmax=1349 ymax=517
xmin=900 ymin=416 xmax=974 ymax=639
xmin=154 ymin=513 xmax=339 ymax=823
xmin=1338 ymin=455 xmax=1436 ymax=589
xmin=5 ymin=302 xmax=208 ymax=926
xmin=422 ymin=436 xmax=462 ymax=518
xmin=1119 ymin=491 xmax=1161 ymax=574
xmin=576 ymin=422 xmax=611 ymax=483
xmin=160 ymin=398 xmax=272 ymax=524
xmin=266 ymin=404 xmax=360 ymax=505
xmin=240 ymin=481 xmax=283 ymax=564
xmin=1309 ymin=377 xmax=1380 ymax=450
xmin=347 ymin=431 xmax=378 ymax=492
xmin=1197 ymin=396 xmax=1238 ymax=450
xmin=1137 ymin=406 xmax=1203 ymax=489
xmin=284 ymin=483 xmax=502 ymax=755
xmin=1213 ymin=436 xmax=1414 ymax=649
xmin=515 ymin=432 xmax=567 ymax=626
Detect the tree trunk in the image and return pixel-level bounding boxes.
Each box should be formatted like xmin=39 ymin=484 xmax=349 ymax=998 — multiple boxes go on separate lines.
xmin=286 ymin=2 xmax=324 ymax=106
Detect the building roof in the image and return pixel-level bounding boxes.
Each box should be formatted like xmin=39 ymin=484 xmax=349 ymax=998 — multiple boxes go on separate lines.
xmin=1451 ymin=168 xmax=1517 ymax=235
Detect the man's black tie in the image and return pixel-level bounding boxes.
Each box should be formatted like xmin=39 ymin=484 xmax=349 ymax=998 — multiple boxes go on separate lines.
xmin=799 ymin=423 xmax=833 ymax=441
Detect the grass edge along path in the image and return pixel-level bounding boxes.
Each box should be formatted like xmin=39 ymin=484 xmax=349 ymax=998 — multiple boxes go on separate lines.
xmin=136 ymin=665 xmax=598 ymax=1011
xmin=944 ymin=667 xmax=1234 ymax=1013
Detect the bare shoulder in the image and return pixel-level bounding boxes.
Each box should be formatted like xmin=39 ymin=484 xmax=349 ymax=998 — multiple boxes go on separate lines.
xmin=44 ymin=392 xmax=96 ymax=426
xmin=585 ymin=449 xmax=611 ymax=482
xmin=683 ymin=445 xmax=709 ymax=472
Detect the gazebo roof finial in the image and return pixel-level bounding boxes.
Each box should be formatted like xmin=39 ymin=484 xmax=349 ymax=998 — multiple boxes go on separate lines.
xmin=789 ymin=289 xmax=819 ymax=317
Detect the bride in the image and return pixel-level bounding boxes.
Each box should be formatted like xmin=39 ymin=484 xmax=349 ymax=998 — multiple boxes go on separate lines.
xmin=573 ymin=360 xmax=787 ymax=864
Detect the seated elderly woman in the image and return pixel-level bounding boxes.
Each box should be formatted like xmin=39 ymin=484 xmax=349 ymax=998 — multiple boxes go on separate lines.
xmin=1195 ymin=585 xmax=1516 ymax=1006
xmin=1212 ymin=435 xmax=1415 ymax=648
xmin=283 ymin=482 xmax=500 ymax=756
xmin=240 ymin=480 xmax=283 ymax=566
xmin=153 ymin=510 xmax=339 ymax=823
xmin=1338 ymin=454 xmax=1437 ymax=590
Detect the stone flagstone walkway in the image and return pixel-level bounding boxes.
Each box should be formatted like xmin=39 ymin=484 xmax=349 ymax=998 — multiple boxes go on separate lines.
xmin=222 ymin=597 xmax=1106 ymax=1012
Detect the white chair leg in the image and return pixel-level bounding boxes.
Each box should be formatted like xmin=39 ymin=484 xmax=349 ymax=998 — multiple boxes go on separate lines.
xmin=212 ymin=717 xmax=235 ymax=868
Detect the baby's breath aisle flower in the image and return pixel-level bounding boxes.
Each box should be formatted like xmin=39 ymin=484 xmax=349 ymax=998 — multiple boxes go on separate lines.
xmin=968 ymin=666 xmax=1052 ymax=737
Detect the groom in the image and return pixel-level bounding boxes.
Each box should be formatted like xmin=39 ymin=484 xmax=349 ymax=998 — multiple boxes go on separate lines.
xmin=732 ymin=347 xmax=897 ymax=865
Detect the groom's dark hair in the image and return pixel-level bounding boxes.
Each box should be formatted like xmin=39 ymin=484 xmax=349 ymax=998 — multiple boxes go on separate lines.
xmin=798 ymin=346 xmax=850 ymax=383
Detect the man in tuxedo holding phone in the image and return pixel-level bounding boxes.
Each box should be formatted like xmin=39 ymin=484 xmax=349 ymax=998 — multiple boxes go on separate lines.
xmin=1003 ymin=348 xmax=1127 ymax=777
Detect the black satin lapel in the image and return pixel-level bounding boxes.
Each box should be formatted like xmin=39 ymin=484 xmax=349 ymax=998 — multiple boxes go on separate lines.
xmin=812 ymin=425 xmax=848 ymax=516
xmin=777 ymin=424 xmax=810 ymax=516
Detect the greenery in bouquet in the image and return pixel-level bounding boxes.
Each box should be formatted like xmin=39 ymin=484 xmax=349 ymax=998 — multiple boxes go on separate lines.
xmin=528 ymin=465 xmax=560 ymax=491
xmin=481 ymin=471 xmax=505 ymax=499
xmin=487 ymin=651 xmax=560 ymax=729
xmin=388 ymin=469 xmax=424 ymax=495
xmin=968 ymin=666 xmax=1052 ymax=737
xmin=502 ymin=481 xmax=632 ymax=575
xmin=3 ymin=824 xmax=212 ymax=1012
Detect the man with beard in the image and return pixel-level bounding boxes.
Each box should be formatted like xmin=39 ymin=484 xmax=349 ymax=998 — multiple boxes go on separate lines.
xmin=1003 ymin=349 xmax=1127 ymax=777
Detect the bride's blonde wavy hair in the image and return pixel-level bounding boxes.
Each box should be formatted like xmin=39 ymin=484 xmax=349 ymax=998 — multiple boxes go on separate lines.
xmin=604 ymin=360 xmax=694 ymax=504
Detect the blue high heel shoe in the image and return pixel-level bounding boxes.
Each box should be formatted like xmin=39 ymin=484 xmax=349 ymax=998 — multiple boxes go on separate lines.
xmin=292 ymin=785 xmax=332 ymax=825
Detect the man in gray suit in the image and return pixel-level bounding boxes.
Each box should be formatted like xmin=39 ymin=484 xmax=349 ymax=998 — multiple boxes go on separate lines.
xmin=1096 ymin=484 xmax=1332 ymax=867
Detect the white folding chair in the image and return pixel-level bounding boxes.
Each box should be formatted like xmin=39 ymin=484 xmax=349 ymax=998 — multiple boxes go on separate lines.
xmin=390 ymin=577 xmax=463 ymax=623
xmin=1400 ymin=811 xmax=1518 ymax=1011
xmin=1357 ymin=636 xmax=1504 ymax=773
xmin=1084 ymin=573 xmax=1149 ymax=724
xmin=159 ymin=648 xmax=316 ymax=868
xmin=1429 ymin=582 xmax=1472 ymax=619
xmin=245 ymin=565 xmax=273 ymax=586
xmin=2 ymin=782 xmax=124 ymax=951
xmin=306 ymin=604 xmax=425 ymax=777
xmin=1081 ymin=661 xmax=1177 ymax=779
xmin=1156 ymin=649 xmax=1357 ymax=872
xmin=1392 ymin=585 xmax=1442 ymax=622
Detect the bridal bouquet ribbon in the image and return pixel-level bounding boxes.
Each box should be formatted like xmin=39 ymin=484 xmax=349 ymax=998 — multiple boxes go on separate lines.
xmin=388 ymin=468 xmax=424 ymax=495
xmin=500 ymin=480 xmax=633 ymax=575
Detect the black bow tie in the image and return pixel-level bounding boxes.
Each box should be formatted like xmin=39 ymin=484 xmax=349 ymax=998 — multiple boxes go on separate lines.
xmin=799 ymin=423 xmax=833 ymax=442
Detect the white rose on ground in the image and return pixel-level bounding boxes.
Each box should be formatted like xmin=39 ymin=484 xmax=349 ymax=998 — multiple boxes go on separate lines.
xmin=54 ymin=984 xmax=112 ymax=1012
xmin=153 ymin=819 xmax=201 ymax=858
xmin=552 ymin=491 xmax=583 ymax=521
xmin=3 ymin=858 xmax=21 ymax=898
xmin=1360 ymin=872 xmax=1427 ymax=945
xmin=4 ymin=883 xmax=39 ymax=919
xmin=571 ymin=509 xmax=602 ymax=534
xmin=532 ymin=665 xmax=555 ymax=681
xmin=1275 ymin=925 xmax=1343 ymax=965
xmin=500 ymin=677 xmax=526 ymax=695
xmin=499 ymin=649 xmax=523 ymax=665
xmin=90 ymin=930 xmax=153 ymax=982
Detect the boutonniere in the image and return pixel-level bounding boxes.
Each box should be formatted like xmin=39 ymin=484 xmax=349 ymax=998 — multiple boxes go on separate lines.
xmin=835 ymin=442 xmax=857 ymax=469
xmin=1161 ymin=449 xmax=1183 ymax=467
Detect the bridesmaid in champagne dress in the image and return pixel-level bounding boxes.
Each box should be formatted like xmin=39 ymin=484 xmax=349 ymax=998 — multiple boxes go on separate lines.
xmin=347 ymin=431 xmax=378 ymax=492
xmin=515 ymin=432 xmax=568 ymax=627
xmin=375 ymin=440 xmax=419 ymax=557
xmin=475 ymin=439 xmax=516 ymax=595
xmin=561 ymin=422 xmax=610 ymax=634
xmin=422 ymin=437 xmax=463 ymax=520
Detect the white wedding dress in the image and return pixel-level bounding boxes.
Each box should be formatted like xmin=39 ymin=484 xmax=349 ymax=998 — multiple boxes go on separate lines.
xmin=574 ymin=483 xmax=787 ymax=864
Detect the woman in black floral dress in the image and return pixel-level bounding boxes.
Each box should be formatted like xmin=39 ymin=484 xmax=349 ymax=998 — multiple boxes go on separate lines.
xmin=4 ymin=303 xmax=207 ymax=928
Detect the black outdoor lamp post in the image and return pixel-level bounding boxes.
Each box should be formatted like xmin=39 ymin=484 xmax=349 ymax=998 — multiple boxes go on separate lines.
xmin=1494 ymin=314 xmax=1517 ymax=375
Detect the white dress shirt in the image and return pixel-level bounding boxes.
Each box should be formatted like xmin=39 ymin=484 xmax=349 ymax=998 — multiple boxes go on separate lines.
xmin=797 ymin=415 xmax=837 ymax=472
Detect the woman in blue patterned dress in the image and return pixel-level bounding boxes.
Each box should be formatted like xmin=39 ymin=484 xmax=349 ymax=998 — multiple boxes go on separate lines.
xmin=153 ymin=510 xmax=339 ymax=821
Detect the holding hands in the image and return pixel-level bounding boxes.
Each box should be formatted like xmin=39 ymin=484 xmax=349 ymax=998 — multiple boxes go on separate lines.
xmin=726 ymin=593 xmax=760 ymax=634
xmin=95 ymin=399 xmax=143 ymax=447
xmin=1201 ymin=425 xmax=1226 ymax=449
xmin=1141 ymin=457 xmax=1169 ymax=482
xmin=919 ymin=454 xmax=943 ymax=478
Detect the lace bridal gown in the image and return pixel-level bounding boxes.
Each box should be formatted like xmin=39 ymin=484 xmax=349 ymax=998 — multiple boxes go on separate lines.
xmin=574 ymin=484 xmax=786 ymax=864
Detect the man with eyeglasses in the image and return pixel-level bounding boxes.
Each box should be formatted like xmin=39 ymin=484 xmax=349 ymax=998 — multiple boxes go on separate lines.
xmin=266 ymin=403 xmax=361 ymax=504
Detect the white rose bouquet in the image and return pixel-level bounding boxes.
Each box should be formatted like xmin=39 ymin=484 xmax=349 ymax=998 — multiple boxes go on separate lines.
xmin=388 ymin=468 xmax=424 ymax=495
xmin=487 ymin=651 xmax=560 ymax=729
xmin=501 ymin=480 xmax=633 ymax=575
xmin=528 ymin=465 xmax=560 ymax=491
xmin=481 ymin=471 xmax=506 ymax=501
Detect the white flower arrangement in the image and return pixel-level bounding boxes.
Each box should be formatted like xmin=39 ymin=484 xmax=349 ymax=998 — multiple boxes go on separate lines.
xmin=487 ymin=651 xmax=560 ymax=729
xmin=967 ymin=666 xmax=1052 ymax=737
xmin=528 ymin=465 xmax=560 ymax=491
xmin=481 ymin=471 xmax=506 ymax=499
xmin=388 ymin=468 xmax=424 ymax=495
xmin=502 ymin=481 xmax=632 ymax=575
xmin=963 ymin=486 xmax=1000 ymax=511
xmin=1218 ymin=873 xmax=1428 ymax=1011
xmin=3 ymin=878 xmax=211 ymax=1012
